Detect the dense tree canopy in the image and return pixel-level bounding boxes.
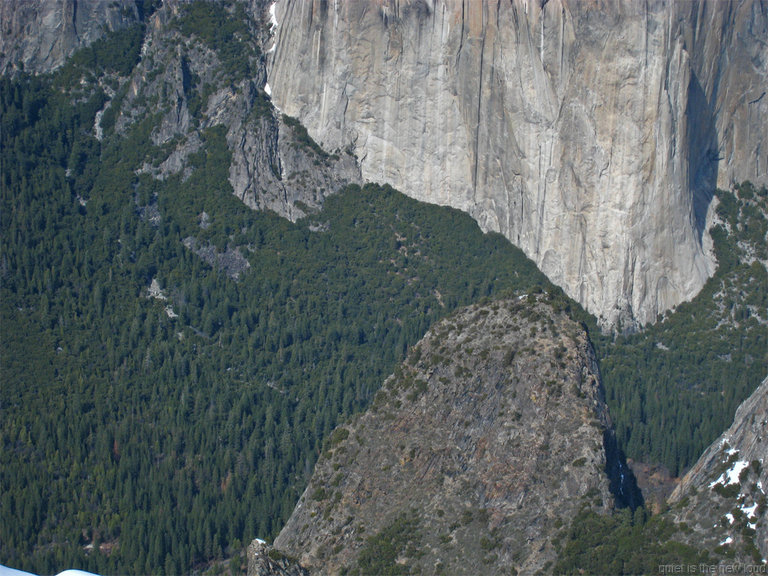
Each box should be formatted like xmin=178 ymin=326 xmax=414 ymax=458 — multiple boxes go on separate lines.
xmin=1 ymin=3 xmax=766 ymax=574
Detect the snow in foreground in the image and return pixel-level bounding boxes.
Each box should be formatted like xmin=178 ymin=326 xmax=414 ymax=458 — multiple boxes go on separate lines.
xmin=0 ymin=566 xmax=100 ymax=576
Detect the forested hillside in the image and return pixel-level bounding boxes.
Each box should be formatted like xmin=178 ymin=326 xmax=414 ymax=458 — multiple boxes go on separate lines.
xmin=1 ymin=2 xmax=766 ymax=574
xmin=0 ymin=43 xmax=551 ymax=572
xmin=596 ymin=182 xmax=768 ymax=476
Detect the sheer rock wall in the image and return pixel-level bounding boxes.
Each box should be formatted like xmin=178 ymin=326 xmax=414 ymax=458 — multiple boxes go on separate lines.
xmin=268 ymin=0 xmax=768 ymax=328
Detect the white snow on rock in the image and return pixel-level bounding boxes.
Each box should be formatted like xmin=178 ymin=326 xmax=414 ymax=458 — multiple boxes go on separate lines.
xmin=709 ymin=458 xmax=749 ymax=488
xmin=742 ymin=502 xmax=758 ymax=520
xmin=269 ymin=2 xmax=279 ymax=32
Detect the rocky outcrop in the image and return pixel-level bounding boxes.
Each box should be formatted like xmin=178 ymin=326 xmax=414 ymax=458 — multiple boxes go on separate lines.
xmin=0 ymin=0 xmax=140 ymax=74
xmin=266 ymin=295 xmax=638 ymax=574
xmin=668 ymin=375 xmax=768 ymax=563
xmin=230 ymin=109 xmax=361 ymax=221
xmin=112 ymin=1 xmax=360 ymax=222
xmin=268 ymin=0 xmax=768 ymax=328
xmin=248 ymin=540 xmax=309 ymax=576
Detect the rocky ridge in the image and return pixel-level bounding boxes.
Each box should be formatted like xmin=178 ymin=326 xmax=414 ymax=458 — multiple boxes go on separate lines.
xmin=668 ymin=375 xmax=768 ymax=564
xmin=0 ymin=0 xmax=141 ymax=74
xmin=268 ymin=0 xmax=768 ymax=328
xmin=258 ymin=295 xmax=638 ymax=575
xmin=117 ymin=0 xmax=360 ymax=223
xmin=248 ymin=540 xmax=309 ymax=576
xmin=2 ymin=0 xmax=361 ymax=224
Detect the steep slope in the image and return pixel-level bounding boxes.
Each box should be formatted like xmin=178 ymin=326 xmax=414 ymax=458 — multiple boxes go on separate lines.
xmin=0 ymin=0 xmax=141 ymax=74
xmin=0 ymin=0 xmax=360 ymax=221
xmin=598 ymin=183 xmax=768 ymax=477
xmin=264 ymin=295 xmax=638 ymax=575
xmin=668 ymin=375 xmax=768 ymax=564
xmin=109 ymin=0 xmax=360 ymax=222
xmin=268 ymin=0 xmax=768 ymax=328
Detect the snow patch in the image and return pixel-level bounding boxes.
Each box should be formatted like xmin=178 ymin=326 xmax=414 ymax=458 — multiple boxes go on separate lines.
xmin=725 ymin=512 xmax=735 ymax=525
xmin=741 ymin=502 xmax=758 ymax=520
xmin=264 ymin=82 xmax=272 ymax=97
xmin=266 ymin=2 xmax=279 ymax=54
xmin=252 ymin=538 xmax=267 ymax=558
xmin=719 ymin=536 xmax=733 ymax=546
xmin=710 ymin=459 xmax=749 ymax=488
xmin=269 ymin=2 xmax=279 ymax=32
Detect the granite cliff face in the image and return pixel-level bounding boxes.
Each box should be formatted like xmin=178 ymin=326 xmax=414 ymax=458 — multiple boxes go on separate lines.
xmin=268 ymin=0 xmax=768 ymax=328
xmin=97 ymin=0 xmax=359 ymax=222
xmin=7 ymin=0 xmax=765 ymax=328
xmin=260 ymin=296 xmax=638 ymax=575
xmin=0 ymin=0 xmax=140 ymax=74
xmin=668 ymin=375 xmax=768 ymax=563
xmin=0 ymin=0 xmax=360 ymax=222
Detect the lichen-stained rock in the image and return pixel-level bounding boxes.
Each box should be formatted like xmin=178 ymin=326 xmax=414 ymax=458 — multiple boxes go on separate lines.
xmin=268 ymin=0 xmax=768 ymax=329
xmin=668 ymin=376 xmax=768 ymax=564
xmin=270 ymin=295 xmax=637 ymax=575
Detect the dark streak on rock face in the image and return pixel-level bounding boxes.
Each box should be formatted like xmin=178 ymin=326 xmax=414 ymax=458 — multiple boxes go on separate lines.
xmin=268 ymin=0 xmax=768 ymax=329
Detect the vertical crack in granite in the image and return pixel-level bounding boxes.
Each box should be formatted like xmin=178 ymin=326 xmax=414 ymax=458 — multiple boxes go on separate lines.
xmin=268 ymin=0 xmax=768 ymax=329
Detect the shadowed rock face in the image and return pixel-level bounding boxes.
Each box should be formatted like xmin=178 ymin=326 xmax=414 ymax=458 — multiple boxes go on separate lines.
xmin=668 ymin=376 xmax=768 ymax=563
xmin=0 ymin=0 xmax=140 ymax=74
xmin=267 ymin=0 xmax=768 ymax=329
xmin=267 ymin=296 xmax=637 ymax=575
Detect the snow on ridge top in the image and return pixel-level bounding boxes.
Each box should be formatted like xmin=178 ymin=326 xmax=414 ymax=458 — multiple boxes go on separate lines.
xmin=709 ymin=458 xmax=750 ymax=488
